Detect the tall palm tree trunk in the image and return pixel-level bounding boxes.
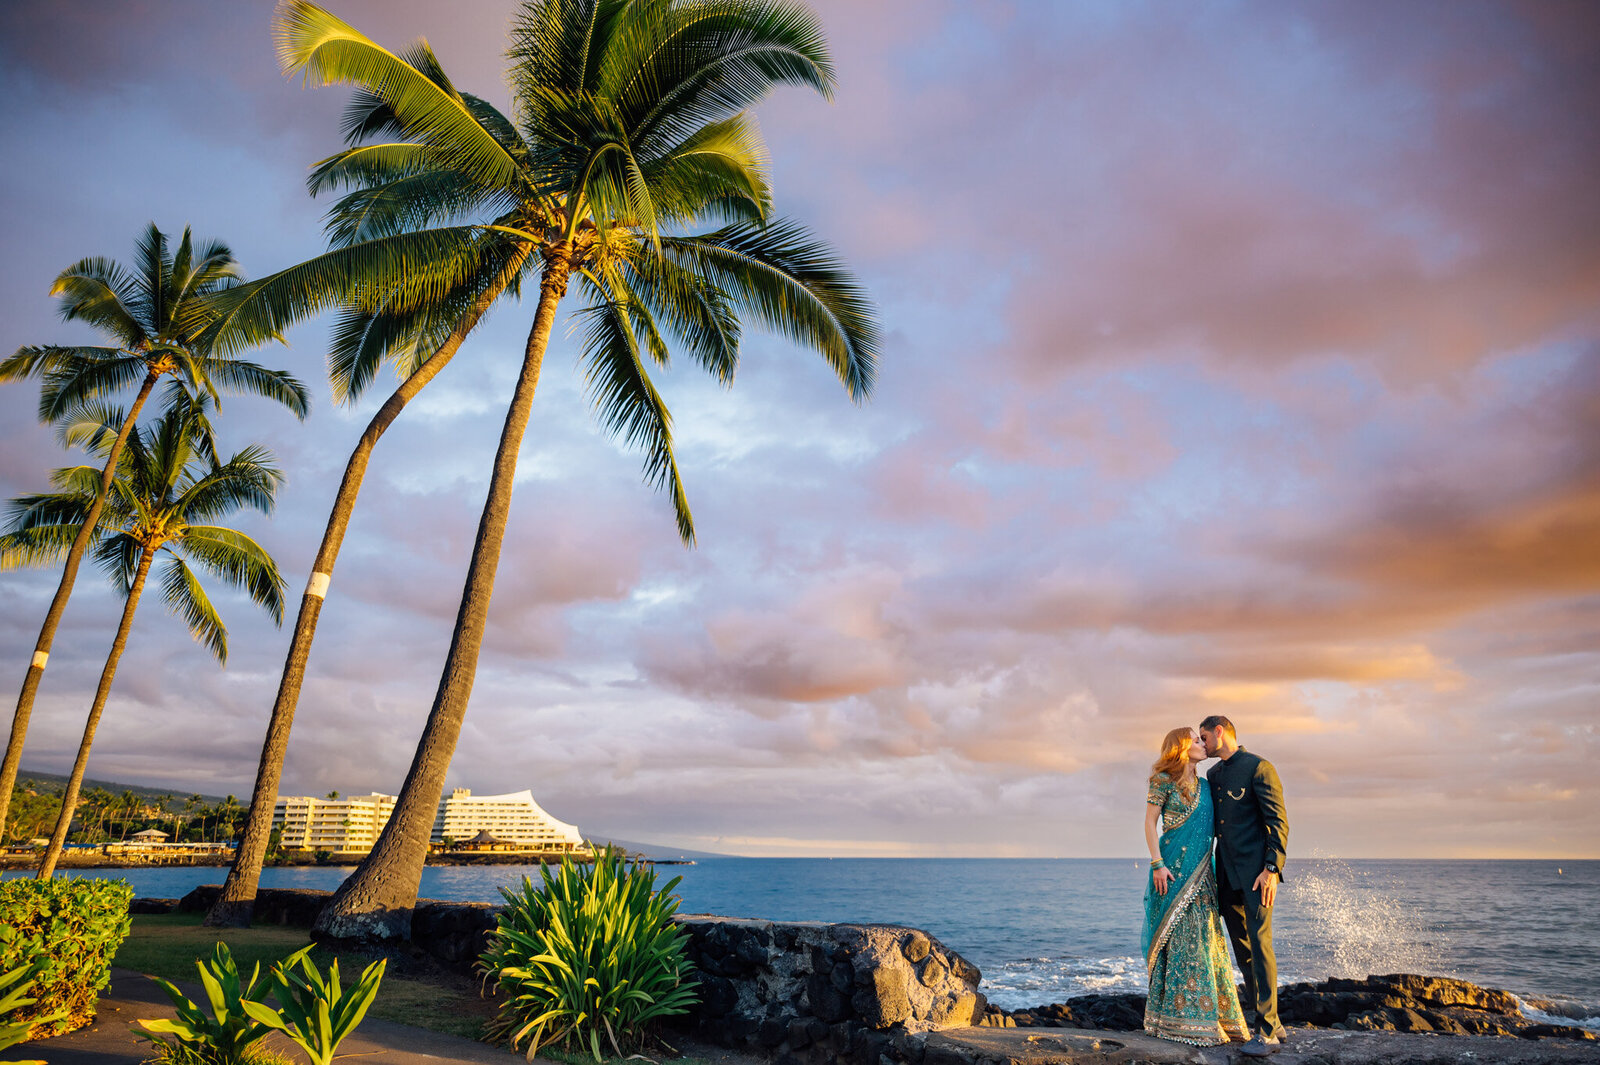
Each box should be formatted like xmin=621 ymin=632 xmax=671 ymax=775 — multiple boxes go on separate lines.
xmin=207 ymin=247 xmax=530 ymax=927
xmin=313 ymin=257 xmax=570 ymax=942
xmin=37 ymin=545 xmax=155 ymax=880
xmin=0 ymin=371 xmax=160 ymax=838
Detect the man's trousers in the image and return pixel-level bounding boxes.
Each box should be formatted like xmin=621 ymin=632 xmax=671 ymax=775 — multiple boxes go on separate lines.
xmin=1215 ymin=860 xmax=1281 ymax=1035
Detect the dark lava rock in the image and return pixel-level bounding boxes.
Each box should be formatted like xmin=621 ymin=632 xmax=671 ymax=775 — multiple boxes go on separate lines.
xmin=995 ymin=973 xmax=1600 ymax=1045
xmin=131 ymin=896 xmax=178 ymax=914
xmin=1524 ymin=1024 xmax=1599 ymax=1041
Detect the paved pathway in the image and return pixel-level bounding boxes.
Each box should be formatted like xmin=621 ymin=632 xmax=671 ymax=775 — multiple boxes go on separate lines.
xmin=1 ymin=968 xmax=524 ymax=1065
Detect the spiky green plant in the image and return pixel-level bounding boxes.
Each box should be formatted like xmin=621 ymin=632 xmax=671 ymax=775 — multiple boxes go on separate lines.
xmin=242 ymin=948 xmax=386 ymax=1065
xmin=134 ymin=943 xmax=279 ymax=1065
xmin=480 ymin=847 xmax=698 ymax=1061
xmin=0 ymin=958 xmax=64 ymax=1061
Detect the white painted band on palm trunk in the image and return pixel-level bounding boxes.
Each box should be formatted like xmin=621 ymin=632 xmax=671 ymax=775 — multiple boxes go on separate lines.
xmin=31 ymin=651 xmax=48 ymax=669
xmin=307 ymin=571 xmax=331 ymax=599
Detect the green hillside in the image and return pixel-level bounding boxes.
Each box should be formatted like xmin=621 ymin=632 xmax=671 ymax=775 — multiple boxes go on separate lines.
xmin=16 ymin=768 xmax=229 ymax=811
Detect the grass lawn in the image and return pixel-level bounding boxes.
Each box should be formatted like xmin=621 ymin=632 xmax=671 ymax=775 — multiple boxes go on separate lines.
xmin=113 ymin=912 xmax=498 ymax=1041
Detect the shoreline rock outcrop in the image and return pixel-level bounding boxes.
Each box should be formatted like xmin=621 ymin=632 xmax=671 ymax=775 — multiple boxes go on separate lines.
xmin=985 ymin=972 xmax=1597 ymax=1044
xmin=671 ymin=915 xmax=986 ymax=1065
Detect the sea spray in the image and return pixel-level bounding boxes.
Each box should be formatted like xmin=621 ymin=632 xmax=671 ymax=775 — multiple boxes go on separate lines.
xmin=1280 ymin=854 xmax=1447 ymax=981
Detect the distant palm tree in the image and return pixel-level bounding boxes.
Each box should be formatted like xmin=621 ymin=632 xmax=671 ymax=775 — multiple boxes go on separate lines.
xmin=1 ymin=397 xmax=286 ymax=879
xmin=0 ymin=225 xmax=308 ymax=837
xmin=207 ymin=0 xmax=875 ymax=931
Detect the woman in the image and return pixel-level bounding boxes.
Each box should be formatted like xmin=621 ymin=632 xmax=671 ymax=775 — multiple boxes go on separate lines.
xmin=1141 ymin=727 xmax=1250 ymax=1046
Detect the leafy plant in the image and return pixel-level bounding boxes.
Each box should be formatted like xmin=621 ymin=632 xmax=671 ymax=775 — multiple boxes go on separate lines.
xmin=0 ymin=958 xmax=64 ymax=1062
xmin=0 ymin=877 xmax=132 ymax=1036
xmin=479 ymin=846 xmax=699 ymax=1061
xmin=135 ymin=943 xmax=277 ymax=1065
xmin=243 ymin=947 xmax=386 ymax=1065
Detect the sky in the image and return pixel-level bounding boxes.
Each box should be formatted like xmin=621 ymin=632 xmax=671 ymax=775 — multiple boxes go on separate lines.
xmin=0 ymin=1 xmax=1596 ymax=859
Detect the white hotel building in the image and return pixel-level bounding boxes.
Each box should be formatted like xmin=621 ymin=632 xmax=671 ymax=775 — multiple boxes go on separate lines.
xmin=272 ymin=787 xmax=585 ymax=854
xmin=272 ymin=793 xmax=396 ymax=852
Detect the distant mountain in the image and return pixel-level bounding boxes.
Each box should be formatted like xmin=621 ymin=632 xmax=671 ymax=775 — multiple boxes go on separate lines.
xmin=16 ymin=768 xmax=229 ymax=810
xmin=577 ymin=835 xmax=729 ymax=860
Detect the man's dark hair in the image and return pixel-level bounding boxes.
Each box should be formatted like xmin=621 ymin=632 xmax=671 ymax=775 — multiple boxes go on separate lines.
xmin=1199 ymin=714 xmax=1236 ymax=737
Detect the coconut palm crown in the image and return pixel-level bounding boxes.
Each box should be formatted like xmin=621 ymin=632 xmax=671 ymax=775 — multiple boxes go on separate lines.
xmin=0 ymin=224 xmax=308 ymax=840
xmin=1 ymin=395 xmax=287 ymax=878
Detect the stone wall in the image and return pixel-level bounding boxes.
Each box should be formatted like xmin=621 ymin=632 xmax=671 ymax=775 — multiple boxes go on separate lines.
xmin=166 ymin=889 xmax=984 ymax=1065
xmin=672 ymin=916 xmax=985 ymax=1065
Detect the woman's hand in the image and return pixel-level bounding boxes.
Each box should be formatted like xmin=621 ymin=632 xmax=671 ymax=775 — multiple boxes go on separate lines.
xmin=1152 ymin=866 xmax=1174 ymax=895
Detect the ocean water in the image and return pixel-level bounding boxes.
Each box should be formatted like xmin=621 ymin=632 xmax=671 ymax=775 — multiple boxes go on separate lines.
xmin=17 ymin=857 xmax=1597 ymax=1019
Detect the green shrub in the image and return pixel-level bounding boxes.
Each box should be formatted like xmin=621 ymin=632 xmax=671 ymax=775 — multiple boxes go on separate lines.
xmin=135 ymin=943 xmax=277 ymax=1065
xmin=479 ymin=846 xmax=699 ymax=1061
xmin=0 ymin=876 xmax=133 ymax=1037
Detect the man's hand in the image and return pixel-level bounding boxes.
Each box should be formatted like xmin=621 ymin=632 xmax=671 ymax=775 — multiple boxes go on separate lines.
xmin=1252 ymin=867 xmax=1279 ymax=908
xmin=1153 ymin=866 xmax=1174 ymax=896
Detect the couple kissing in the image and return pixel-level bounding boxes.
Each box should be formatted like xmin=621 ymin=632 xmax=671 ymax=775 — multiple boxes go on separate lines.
xmin=1141 ymin=715 xmax=1289 ymax=1057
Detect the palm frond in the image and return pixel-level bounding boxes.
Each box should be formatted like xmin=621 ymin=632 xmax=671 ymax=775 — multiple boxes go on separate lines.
xmin=661 ymin=220 xmax=876 ymax=399
xmin=93 ymin=531 xmax=142 ymax=594
xmin=607 ymin=0 xmax=836 ymax=152
xmin=0 ymin=520 xmax=83 ymax=570
xmin=34 ymin=350 xmax=153 ymax=423
xmin=153 ymin=378 xmax=221 ymax=465
xmin=0 ymin=490 xmax=95 ymax=570
xmin=159 ymin=555 xmax=229 ymax=662
xmin=625 ymin=252 xmax=740 ymax=384
xmin=177 ymin=526 xmax=287 ymax=626
xmin=278 ymin=1 xmax=528 ymax=200
xmin=508 ymin=0 xmax=631 ymax=101
xmin=133 ymin=222 xmax=171 ymax=335
xmin=642 ymin=111 xmax=770 ymax=225
xmin=577 ymin=295 xmax=694 ymax=544
xmin=48 ymin=257 xmax=146 ymax=347
xmin=308 ymin=141 xmax=444 ymax=195
xmin=46 ymin=464 xmax=109 ymax=500
xmin=175 ymin=447 xmax=283 ymax=524
xmin=202 ymin=225 xmax=490 ymax=356
xmin=321 ymin=169 xmax=513 ymax=248
xmin=52 ymin=399 xmax=126 ymax=453
xmin=185 ymin=357 xmax=310 ymax=420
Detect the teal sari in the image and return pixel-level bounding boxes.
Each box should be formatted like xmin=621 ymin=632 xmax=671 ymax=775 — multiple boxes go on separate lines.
xmin=1141 ymin=774 xmax=1249 ymax=1046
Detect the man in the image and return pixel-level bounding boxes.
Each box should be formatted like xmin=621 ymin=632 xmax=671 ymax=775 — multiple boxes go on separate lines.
xmin=1199 ymin=715 xmax=1289 ymax=1057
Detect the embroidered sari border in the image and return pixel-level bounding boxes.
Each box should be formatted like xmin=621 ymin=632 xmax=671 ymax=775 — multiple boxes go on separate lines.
xmin=1146 ymin=858 xmax=1210 ymax=972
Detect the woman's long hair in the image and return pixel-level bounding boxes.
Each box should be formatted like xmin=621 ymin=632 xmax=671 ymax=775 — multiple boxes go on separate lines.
xmin=1150 ymin=727 xmax=1197 ymax=799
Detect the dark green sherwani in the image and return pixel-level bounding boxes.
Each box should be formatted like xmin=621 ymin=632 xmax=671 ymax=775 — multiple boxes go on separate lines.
xmin=1207 ymin=748 xmax=1288 ymax=1036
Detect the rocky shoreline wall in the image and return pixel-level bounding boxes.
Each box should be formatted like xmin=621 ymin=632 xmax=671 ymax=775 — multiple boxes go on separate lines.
xmin=169 ymin=889 xmax=987 ymax=1065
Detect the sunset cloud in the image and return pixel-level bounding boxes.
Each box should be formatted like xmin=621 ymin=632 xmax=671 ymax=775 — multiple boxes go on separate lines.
xmin=1 ymin=0 xmax=1595 ymax=858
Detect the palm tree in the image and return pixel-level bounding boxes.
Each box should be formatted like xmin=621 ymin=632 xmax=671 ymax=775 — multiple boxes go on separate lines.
xmin=0 ymin=397 xmax=287 ymax=879
xmin=219 ymin=0 xmax=878 ymax=942
xmin=0 ymin=225 xmax=308 ymax=838
xmin=206 ymin=0 xmax=874 ymax=929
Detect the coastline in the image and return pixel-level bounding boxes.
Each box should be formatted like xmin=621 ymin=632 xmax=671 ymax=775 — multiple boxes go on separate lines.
xmin=8 ymin=856 xmax=1594 ymax=1015
xmin=0 ymin=849 xmax=690 ymax=871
